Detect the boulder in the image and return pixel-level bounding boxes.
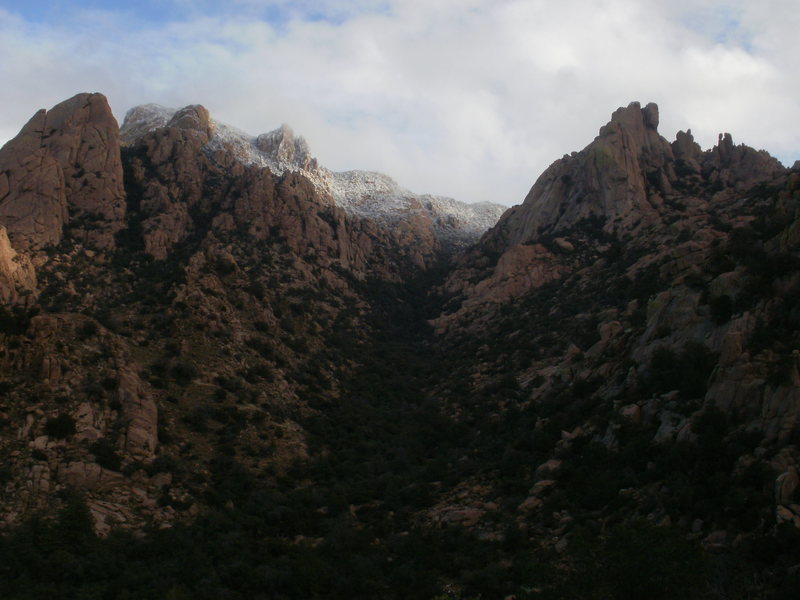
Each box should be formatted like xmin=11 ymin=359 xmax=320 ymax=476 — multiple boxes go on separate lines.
xmin=776 ymin=466 xmax=799 ymax=505
xmin=116 ymin=368 xmax=158 ymax=458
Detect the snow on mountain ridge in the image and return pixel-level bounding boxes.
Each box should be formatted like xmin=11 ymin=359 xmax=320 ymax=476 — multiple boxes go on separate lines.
xmin=119 ymin=104 xmax=505 ymax=248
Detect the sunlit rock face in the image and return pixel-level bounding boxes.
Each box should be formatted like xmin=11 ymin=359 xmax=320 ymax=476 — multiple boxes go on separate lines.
xmin=0 ymin=93 xmax=126 ymax=251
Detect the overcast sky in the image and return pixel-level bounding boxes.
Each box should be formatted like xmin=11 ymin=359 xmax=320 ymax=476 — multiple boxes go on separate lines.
xmin=1 ymin=0 xmax=798 ymax=206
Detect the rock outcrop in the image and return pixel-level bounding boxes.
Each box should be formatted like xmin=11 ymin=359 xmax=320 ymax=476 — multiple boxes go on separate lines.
xmin=0 ymin=226 xmax=36 ymax=304
xmin=438 ymin=102 xmax=788 ymax=328
xmin=116 ymin=368 xmax=157 ymax=459
xmin=0 ymin=111 xmax=68 ymax=250
xmin=483 ymin=102 xmax=784 ymax=252
xmin=485 ymin=102 xmax=674 ymax=249
xmin=120 ymin=103 xmax=504 ymax=254
xmin=167 ymin=104 xmax=215 ymax=141
xmin=0 ymin=93 xmax=126 ymax=250
xmin=255 ymin=124 xmax=316 ymax=171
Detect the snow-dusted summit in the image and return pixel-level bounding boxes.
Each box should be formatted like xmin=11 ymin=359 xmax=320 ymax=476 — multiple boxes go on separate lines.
xmin=120 ymin=104 xmax=505 ymax=249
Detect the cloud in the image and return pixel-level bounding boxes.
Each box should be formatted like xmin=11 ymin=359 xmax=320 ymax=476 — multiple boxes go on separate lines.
xmin=1 ymin=1 xmax=798 ymax=206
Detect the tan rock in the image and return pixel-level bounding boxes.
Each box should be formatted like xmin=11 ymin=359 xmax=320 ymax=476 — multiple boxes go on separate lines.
xmin=444 ymin=508 xmax=483 ymax=527
xmin=489 ymin=102 xmax=673 ymax=247
xmin=31 ymin=435 xmax=49 ymax=450
xmin=117 ymin=368 xmax=158 ymax=458
xmin=167 ymin=105 xmax=214 ymax=140
xmin=535 ymin=459 xmax=563 ymax=477
xmin=0 ymin=226 xmax=36 ymax=304
xmin=518 ymin=496 xmax=543 ymax=512
xmin=776 ymin=466 xmax=799 ymax=505
xmin=255 ymin=124 xmax=315 ymax=170
xmin=0 ymin=93 xmax=126 ymax=250
xmin=88 ymin=499 xmax=135 ymax=536
xmin=73 ymin=402 xmax=103 ymax=442
xmin=777 ymin=505 xmax=794 ymax=522
xmin=703 ymin=132 xmax=784 ymax=191
xmin=554 ymin=237 xmax=574 ymax=252
xmin=28 ymin=464 xmax=51 ymax=496
xmin=0 ymin=117 xmax=67 ymax=250
xmin=150 ymin=472 xmax=172 ymax=488
xmin=59 ymin=461 xmax=123 ymax=491
xmin=704 ymin=530 xmax=728 ymax=548
xmin=529 ymin=479 xmax=557 ymax=496
xmin=620 ymin=404 xmax=642 ymax=423
xmin=554 ymin=536 xmax=569 ymax=553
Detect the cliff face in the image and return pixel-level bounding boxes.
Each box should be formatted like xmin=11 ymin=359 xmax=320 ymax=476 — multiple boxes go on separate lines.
xmin=0 ymin=93 xmax=126 ymax=251
xmin=494 ymin=102 xmax=673 ymax=246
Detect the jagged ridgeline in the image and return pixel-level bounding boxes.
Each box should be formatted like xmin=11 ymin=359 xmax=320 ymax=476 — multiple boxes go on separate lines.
xmin=0 ymin=93 xmax=799 ymax=599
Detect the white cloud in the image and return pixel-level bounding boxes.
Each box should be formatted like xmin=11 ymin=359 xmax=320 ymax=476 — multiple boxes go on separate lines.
xmin=1 ymin=1 xmax=798 ymax=206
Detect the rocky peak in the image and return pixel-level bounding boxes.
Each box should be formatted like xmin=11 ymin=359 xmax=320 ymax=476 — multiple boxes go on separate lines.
xmin=602 ymin=101 xmax=660 ymax=136
xmin=167 ymin=104 xmax=215 ymax=141
xmin=483 ymin=101 xmax=786 ymax=252
xmin=255 ymin=124 xmax=315 ymax=171
xmin=484 ymin=101 xmax=674 ymax=250
xmin=0 ymin=92 xmax=126 ymax=250
xmin=672 ymin=129 xmax=703 ymax=166
xmin=702 ymin=131 xmax=784 ymax=190
xmin=437 ymin=101 xmax=790 ymax=330
xmin=120 ymin=102 xmax=503 ymax=253
xmin=119 ymin=104 xmax=174 ymax=145
xmin=600 ymin=101 xmax=671 ymax=169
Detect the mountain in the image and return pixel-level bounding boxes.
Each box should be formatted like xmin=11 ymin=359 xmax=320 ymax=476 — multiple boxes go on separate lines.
xmin=119 ymin=102 xmax=505 ymax=254
xmin=1 ymin=93 xmax=799 ymax=599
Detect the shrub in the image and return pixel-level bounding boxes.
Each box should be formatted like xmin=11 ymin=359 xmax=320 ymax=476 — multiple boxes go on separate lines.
xmin=78 ymin=320 xmax=99 ymax=340
xmin=44 ymin=413 xmax=76 ymax=439
xmin=566 ymin=521 xmax=706 ymax=599
xmin=0 ymin=306 xmax=34 ymax=335
xmin=172 ymin=361 xmax=198 ymax=386
xmin=648 ymin=342 xmax=718 ymax=399
xmin=89 ymin=438 xmax=122 ymax=471
xmin=709 ymin=294 xmax=733 ymax=324
xmin=147 ymin=454 xmax=180 ymax=476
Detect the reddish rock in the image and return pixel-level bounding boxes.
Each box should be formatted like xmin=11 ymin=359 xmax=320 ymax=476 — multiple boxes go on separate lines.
xmin=117 ymin=368 xmax=158 ymax=459
xmin=0 ymin=93 xmax=125 ymax=250
xmin=255 ymin=124 xmax=316 ymax=170
xmin=776 ymin=466 xmax=799 ymax=505
xmin=59 ymin=461 xmax=124 ymax=490
xmin=703 ymin=132 xmax=784 ymax=191
xmin=167 ymin=104 xmax=215 ymax=140
xmin=489 ymin=101 xmax=676 ymax=247
xmin=0 ymin=111 xmax=68 ymax=250
xmin=0 ymin=226 xmax=36 ymax=303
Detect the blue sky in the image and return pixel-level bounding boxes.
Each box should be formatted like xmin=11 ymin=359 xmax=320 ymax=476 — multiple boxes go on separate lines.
xmin=0 ymin=0 xmax=191 ymax=27
xmin=0 ymin=0 xmax=391 ymax=28
xmin=0 ymin=0 xmax=797 ymax=205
